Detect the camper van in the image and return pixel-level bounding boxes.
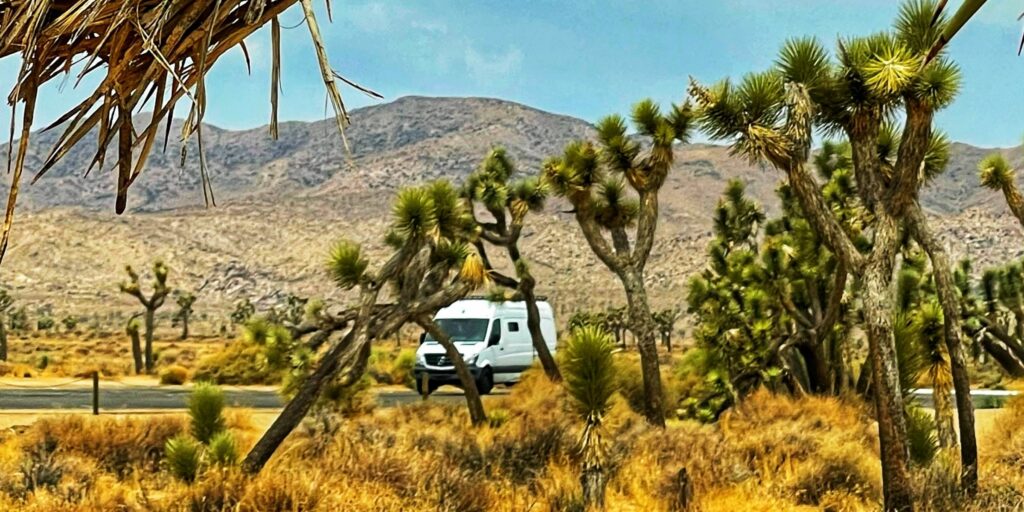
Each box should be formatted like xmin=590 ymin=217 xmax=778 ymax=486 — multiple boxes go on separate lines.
xmin=413 ymin=298 xmax=557 ymax=395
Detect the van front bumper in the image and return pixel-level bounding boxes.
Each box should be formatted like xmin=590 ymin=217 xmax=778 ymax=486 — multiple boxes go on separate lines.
xmin=413 ymin=364 xmax=482 ymax=384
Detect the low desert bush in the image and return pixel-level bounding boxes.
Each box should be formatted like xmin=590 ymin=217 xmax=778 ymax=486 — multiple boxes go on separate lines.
xmin=192 ymin=340 xmax=280 ymax=385
xmin=159 ymin=364 xmax=189 ymax=385
xmin=367 ymin=347 xmax=417 ymax=388
xmin=24 ymin=415 xmax=185 ymax=477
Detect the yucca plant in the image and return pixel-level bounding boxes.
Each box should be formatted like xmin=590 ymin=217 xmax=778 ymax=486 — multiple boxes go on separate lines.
xmin=207 ymin=431 xmax=239 ymax=467
xmin=563 ymin=326 xmax=618 ymax=510
xmin=164 ymin=434 xmax=203 ymax=483
xmin=189 ymin=382 xmax=227 ymax=445
xmin=689 ymin=1 xmax=976 ymax=505
xmin=544 ymin=98 xmax=693 ymax=427
xmin=242 ymin=180 xmax=488 ymax=474
xmin=463 ymin=148 xmax=561 ymax=381
xmin=119 ymin=261 xmax=171 ymax=374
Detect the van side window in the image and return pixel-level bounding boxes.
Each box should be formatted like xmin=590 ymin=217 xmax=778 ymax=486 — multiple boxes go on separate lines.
xmin=508 ymin=322 xmax=519 ymax=332
xmin=488 ymin=319 xmax=502 ymax=346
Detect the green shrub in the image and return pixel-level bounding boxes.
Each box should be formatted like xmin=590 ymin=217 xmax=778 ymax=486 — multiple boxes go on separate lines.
xmin=192 ymin=341 xmax=280 ymax=385
xmin=35 ymin=354 xmax=50 ymax=371
xmin=392 ymin=349 xmax=417 ymax=388
xmin=60 ymin=315 xmax=78 ymax=331
xmin=207 ymin=431 xmax=238 ymax=467
xmin=159 ymin=365 xmax=189 ymax=385
xmin=368 ymin=347 xmax=417 ymax=388
xmin=189 ymin=382 xmax=226 ymax=444
xmin=164 ymin=434 xmax=202 ymax=483
xmin=36 ymin=316 xmax=54 ymax=331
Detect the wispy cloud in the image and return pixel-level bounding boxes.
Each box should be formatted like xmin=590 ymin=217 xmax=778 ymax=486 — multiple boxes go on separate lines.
xmin=464 ymin=45 xmax=523 ymax=83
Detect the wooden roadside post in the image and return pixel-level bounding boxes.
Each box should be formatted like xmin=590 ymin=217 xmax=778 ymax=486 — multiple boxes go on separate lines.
xmin=92 ymin=371 xmax=99 ymax=415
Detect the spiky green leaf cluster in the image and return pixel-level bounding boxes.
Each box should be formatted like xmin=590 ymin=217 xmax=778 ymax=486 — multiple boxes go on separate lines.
xmin=327 ymin=240 xmax=368 ymax=290
xmin=188 ymin=382 xmax=227 ymax=445
xmin=563 ymin=325 xmax=618 ymax=418
xmin=978 ymin=153 xmax=1014 ymax=190
xmin=164 ymin=435 xmax=202 ymax=482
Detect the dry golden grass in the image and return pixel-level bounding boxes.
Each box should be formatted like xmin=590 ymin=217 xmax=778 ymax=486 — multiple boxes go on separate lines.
xmin=0 ymin=333 xmax=229 ymax=378
xmin=0 ymin=373 xmax=1020 ymax=511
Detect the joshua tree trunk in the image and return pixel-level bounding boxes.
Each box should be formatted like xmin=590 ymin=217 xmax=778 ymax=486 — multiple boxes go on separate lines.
xmin=908 ymin=206 xmax=977 ymax=494
xmin=579 ymin=419 xmax=607 ymax=510
xmin=180 ymin=313 xmax=189 ymax=340
xmin=144 ymin=308 xmax=156 ymax=373
xmin=521 ymin=281 xmax=561 ymax=381
xmin=418 ymin=317 xmax=487 ymax=426
xmin=127 ymin=315 xmax=143 ymax=375
xmin=243 ymin=329 xmax=357 ymax=474
xmin=623 ymin=270 xmax=665 ymax=427
xmin=861 ymin=221 xmax=914 ymax=512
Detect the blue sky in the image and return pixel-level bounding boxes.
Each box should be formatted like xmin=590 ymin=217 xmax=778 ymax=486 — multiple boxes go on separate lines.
xmin=2 ymin=0 xmax=1023 ymax=147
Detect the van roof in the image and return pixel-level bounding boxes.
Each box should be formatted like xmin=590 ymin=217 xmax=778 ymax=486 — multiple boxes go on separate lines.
xmin=434 ymin=298 xmax=553 ymax=319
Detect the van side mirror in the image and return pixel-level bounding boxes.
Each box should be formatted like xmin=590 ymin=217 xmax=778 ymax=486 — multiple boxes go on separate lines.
xmin=418 ymin=332 xmax=426 ymax=345
xmin=487 ymin=330 xmax=500 ymax=347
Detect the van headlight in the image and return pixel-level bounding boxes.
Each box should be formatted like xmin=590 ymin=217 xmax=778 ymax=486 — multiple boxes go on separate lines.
xmin=416 ymin=353 xmax=426 ymax=365
xmin=463 ymin=354 xmax=478 ymax=366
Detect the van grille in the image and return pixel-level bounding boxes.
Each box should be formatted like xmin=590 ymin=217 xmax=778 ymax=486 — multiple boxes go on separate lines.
xmin=425 ymin=354 xmax=451 ymax=366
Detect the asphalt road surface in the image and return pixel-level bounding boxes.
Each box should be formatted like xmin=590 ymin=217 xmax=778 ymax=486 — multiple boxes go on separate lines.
xmin=0 ymin=385 xmax=1006 ymax=411
xmin=0 ymin=386 xmax=508 ymax=410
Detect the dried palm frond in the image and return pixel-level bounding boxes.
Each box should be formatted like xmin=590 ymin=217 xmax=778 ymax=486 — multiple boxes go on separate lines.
xmin=0 ymin=0 xmax=381 ymax=263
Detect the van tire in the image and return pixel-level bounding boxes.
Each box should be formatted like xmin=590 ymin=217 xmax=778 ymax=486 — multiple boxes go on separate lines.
xmin=476 ymin=368 xmax=494 ymax=395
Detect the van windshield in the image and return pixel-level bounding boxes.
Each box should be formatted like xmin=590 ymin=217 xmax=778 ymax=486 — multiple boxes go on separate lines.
xmin=425 ymin=318 xmax=489 ymax=343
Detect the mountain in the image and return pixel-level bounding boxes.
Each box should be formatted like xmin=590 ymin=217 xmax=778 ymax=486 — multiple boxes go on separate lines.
xmin=0 ymin=96 xmax=1022 ymax=329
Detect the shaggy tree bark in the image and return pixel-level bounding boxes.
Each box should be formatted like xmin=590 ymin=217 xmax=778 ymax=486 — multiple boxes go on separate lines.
xmin=908 ymin=206 xmax=977 ymax=494
xmin=417 ymin=316 xmax=487 ymax=425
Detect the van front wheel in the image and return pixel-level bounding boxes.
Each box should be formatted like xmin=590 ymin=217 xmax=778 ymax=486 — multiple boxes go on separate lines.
xmin=476 ymin=368 xmax=494 ymax=395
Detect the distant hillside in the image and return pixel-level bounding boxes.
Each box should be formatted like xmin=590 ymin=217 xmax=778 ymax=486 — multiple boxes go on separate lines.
xmin=0 ymin=96 xmax=1022 ymax=328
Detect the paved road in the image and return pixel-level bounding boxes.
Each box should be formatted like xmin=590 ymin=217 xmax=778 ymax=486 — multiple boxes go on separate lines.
xmin=0 ymin=386 xmax=507 ymax=410
xmin=0 ymin=385 xmax=1008 ymax=411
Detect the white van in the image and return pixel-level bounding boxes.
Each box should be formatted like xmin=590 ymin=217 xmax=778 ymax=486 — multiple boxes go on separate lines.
xmin=413 ymin=298 xmax=557 ymax=395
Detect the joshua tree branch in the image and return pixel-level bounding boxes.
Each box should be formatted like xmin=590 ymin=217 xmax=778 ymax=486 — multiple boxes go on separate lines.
xmin=888 ymin=99 xmax=933 ymax=215
xmin=634 ymin=190 xmax=658 ymax=270
xmin=907 ymin=204 xmax=977 ymax=494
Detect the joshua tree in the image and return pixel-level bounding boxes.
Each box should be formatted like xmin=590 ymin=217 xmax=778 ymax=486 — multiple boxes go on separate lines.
xmin=464 ymin=148 xmax=561 ymax=381
xmin=978 ymin=153 xmax=1024 ymax=228
xmin=653 ymin=308 xmax=681 ymax=352
xmin=126 ymin=313 xmax=144 ymax=374
xmin=543 ymin=99 xmax=693 ymax=427
xmin=955 ymin=258 xmax=1024 ymax=375
xmin=230 ymin=298 xmax=256 ymax=325
xmin=563 ymin=325 xmax=617 ymax=509
xmin=690 ymin=2 xmax=976 ymax=505
xmin=688 ymin=177 xmax=857 ymax=407
xmin=242 ymin=181 xmax=487 ymax=474
xmin=173 ymin=292 xmax=197 ymax=340
xmin=119 ymin=261 xmax=171 ymax=373
xmin=0 ymin=289 xmax=12 ymax=361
